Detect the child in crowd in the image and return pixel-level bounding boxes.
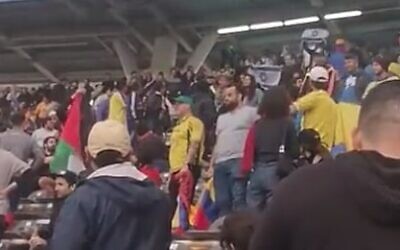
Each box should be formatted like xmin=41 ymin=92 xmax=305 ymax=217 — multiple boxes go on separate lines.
xmin=298 ymin=129 xmax=332 ymax=165
xmin=134 ymin=122 xmax=167 ymax=187
xmin=220 ymin=210 xmax=259 ymax=250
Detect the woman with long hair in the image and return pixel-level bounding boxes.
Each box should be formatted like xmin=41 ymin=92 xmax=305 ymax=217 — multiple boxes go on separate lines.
xmin=241 ymin=86 xmax=299 ymax=209
xmin=240 ymin=74 xmax=264 ymax=107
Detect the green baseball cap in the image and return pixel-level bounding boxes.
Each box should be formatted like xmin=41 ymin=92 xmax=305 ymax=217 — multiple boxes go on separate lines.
xmin=174 ymin=95 xmax=193 ymax=105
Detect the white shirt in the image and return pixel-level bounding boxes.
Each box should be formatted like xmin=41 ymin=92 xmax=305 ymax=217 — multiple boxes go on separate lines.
xmin=32 ymin=128 xmax=59 ymax=148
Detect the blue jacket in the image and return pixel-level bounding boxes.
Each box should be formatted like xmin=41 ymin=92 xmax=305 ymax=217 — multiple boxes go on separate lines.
xmin=50 ymin=169 xmax=171 ymax=250
xmin=334 ymin=69 xmax=372 ymax=104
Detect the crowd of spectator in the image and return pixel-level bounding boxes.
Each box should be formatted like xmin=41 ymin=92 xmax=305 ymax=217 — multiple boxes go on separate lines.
xmin=0 ymin=34 xmax=399 ymax=250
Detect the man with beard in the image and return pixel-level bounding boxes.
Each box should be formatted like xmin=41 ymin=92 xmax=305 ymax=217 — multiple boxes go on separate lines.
xmin=211 ymin=84 xmax=258 ymax=216
xmin=31 ymin=116 xmax=59 ymax=149
xmin=37 ymin=136 xmax=58 ymax=176
xmin=335 ymin=53 xmax=371 ymax=104
xmin=250 ymin=80 xmax=400 ymax=250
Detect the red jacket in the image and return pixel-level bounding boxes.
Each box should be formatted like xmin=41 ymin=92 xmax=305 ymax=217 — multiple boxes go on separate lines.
xmin=241 ymin=124 xmax=256 ymax=176
xmin=140 ymin=165 xmax=162 ymax=187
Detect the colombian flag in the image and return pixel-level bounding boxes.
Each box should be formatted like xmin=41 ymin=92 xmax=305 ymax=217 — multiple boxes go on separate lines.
xmin=171 ymin=171 xmax=194 ymax=232
xmin=172 ymin=197 xmax=190 ymax=231
xmin=172 ymin=179 xmax=219 ymax=231
xmin=191 ymin=179 xmax=219 ymax=230
xmin=332 ymin=102 xmax=360 ymax=156
xmin=108 ymin=91 xmax=127 ymax=126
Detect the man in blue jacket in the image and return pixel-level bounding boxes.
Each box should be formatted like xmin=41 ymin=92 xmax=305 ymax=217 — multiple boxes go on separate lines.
xmin=50 ymin=120 xmax=171 ymax=250
xmin=335 ymin=52 xmax=372 ymax=104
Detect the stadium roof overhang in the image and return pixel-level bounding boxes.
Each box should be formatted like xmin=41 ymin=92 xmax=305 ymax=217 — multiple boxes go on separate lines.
xmin=0 ymin=0 xmax=399 ymax=83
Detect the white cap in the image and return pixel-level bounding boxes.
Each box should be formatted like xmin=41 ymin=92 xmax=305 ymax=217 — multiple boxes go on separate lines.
xmin=48 ymin=110 xmax=57 ymax=117
xmin=309 ymin=66 xmax=329 ymax=83
xmin=87 ymin=120 xmax=131 ymax=158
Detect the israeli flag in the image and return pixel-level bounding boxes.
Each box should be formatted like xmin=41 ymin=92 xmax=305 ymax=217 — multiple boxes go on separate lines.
xmin=249 ymin=65 xmax=283 ymax=90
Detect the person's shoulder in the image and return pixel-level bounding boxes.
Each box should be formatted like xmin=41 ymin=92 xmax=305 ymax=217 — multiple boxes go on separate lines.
xmin=217 ymin=110 xmax=229 ymax=119
xmin=313 ymin=90 xmax=329 ymax=97
xmin=32 ymin=128 xmax=43 ymax=134
xmin=314 ymin=90 xmax=335 ymax=103
xmin=11 ymin=129 xmax=31 ymax=138
xmin=188 ymin=115 xmax=204 ymax=126
xmin=296 ymin=91 xmax=317 ymax=103
xmin=241 ymin=105 xmax=258 ymax=116
xmin=64 ymin=180 xmax=101 ymax=205
xmin=0 ymin=148 xmax=14 ymax=158
xmin=386 ymin=75 xmax=400 ymax=82
xmin=0 ymin=148 xmax=28 ymax=167
xmin=241 ymin=105 xmax=257 ymax=112
xmin=57 ymin=185 xmax=99 ymax=217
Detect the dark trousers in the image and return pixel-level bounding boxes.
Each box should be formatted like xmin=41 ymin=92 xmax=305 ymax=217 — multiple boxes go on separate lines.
xmin=247 ymin=162 xmax=280 ymax=209
xmin=0 ymin=215 xmax=5 ymax=240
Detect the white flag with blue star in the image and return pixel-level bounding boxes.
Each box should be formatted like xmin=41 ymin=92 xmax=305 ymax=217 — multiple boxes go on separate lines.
xmin=249 ymin=65 xmax=282 ymax=90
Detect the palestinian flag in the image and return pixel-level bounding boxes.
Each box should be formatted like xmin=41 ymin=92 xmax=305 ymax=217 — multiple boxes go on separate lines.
xmin=50 ymin=92 xmax=86 ymax=174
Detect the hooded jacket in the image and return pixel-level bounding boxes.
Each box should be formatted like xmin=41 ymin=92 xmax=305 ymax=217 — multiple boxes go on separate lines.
xmin=50 ymin=163 xmax=171 ymax=250
xmin=250 ymin=151 xmax=400 ymax=250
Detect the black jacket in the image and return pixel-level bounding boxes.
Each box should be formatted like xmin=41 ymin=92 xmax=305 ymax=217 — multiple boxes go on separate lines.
xmin=250 ymin=151 xmax=400 ymax=250
xmin=192 ymin=92 xmax=217 ymax=130
xmin=39 ymin=198 xmax=65 ymax=240
xmin=253 ymin=118 xmax=299 ymax=163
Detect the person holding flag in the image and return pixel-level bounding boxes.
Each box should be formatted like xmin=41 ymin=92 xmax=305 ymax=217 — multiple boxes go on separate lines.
xmin=290 ymin=66 xmax=337 ymax=150
xmin=169 ymin=95 xmax=205 ymax=233
xmin=50 ymin=87 xmax=88 ymax=175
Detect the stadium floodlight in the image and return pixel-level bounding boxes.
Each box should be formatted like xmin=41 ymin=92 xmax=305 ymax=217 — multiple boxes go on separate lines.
xmin=0 ymin=0 xmax=31 ymax=2
xmin=284 ymin=16 xmax=320 ymax=26
xmin=324 ymin=10 xmax=362 ymax=20
xmin=217 ymin=25 xmax=250 ymax=35
xmin=250 ymin=21 xmax=284 ymax=30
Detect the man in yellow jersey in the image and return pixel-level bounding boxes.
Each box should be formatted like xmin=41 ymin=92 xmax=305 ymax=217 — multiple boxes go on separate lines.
xmin=291 ymin=66 xmax=337 ymax=149
xmin=169 ymin=95 xmax=205 ymax=231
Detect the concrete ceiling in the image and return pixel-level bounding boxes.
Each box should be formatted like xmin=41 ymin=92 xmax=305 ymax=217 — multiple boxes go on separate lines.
xmin=0 ymin=0 xmax=399 ymax=83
